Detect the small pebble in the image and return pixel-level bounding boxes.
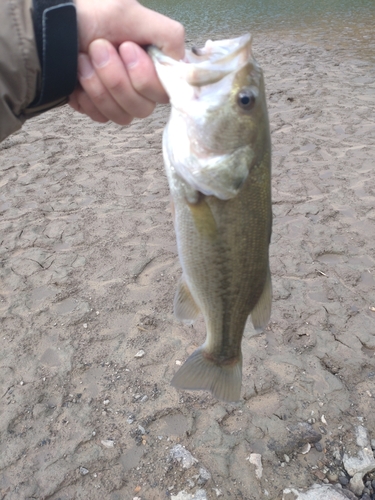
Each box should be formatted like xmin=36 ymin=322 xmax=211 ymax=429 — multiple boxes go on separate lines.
xmin=314 ymin=470 xmax=326 ymax=481
xmin=101 ymin=439 xmax=115 ymax=448
xmin=138 ymin=425 xmax=146 ymax=435
xmin=301 ymin=443 xmax=311 ymax=455
xmin=333 ymin=450 xmax=341 ymax=461
xmin=361 ymin=494 xmax=371 ymax=500
xmin=198 ymin=467 xmax=211 ymax=485
xmin=339 ymin=476 xmax=349 ymax=486
xmin=134 ymin=350 xmax=145 ymax=358
xmin=315 ymin=442 xmax=323 ymax=452
xmin=327 ymin=472 xmax=338 ymax=482
xmin=372 ymin=479 xmax=375 ymax=489
xmin=170 ymin=444 xmax=198 ymax=469
xmin=79 ymin=467 xmax=89 ymax=475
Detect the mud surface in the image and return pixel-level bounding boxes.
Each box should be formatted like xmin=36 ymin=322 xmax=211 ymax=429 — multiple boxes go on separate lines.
xmin=0 ymin=33 xmax=375 ymax=499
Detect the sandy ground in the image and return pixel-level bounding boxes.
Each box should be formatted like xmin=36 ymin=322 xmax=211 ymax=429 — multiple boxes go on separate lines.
xmin=0 ymin=31 xmax=375 ymax=500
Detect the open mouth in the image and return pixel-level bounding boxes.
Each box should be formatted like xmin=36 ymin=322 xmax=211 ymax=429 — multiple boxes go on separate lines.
xmin=148 ymin=33 xmax=253 ymax=87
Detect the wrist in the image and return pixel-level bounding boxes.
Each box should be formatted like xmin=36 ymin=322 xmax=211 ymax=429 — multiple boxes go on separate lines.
xmin=26 ymin=0 xmax=78 ymax=113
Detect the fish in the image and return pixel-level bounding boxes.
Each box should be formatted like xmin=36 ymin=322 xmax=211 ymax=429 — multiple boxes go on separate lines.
xmin=148 ymin=34 xmax=272 ymax=402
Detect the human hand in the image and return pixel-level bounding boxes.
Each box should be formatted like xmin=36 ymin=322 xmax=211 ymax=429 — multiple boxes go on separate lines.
xmin=69 ymin=0 xmax=185 ymax=125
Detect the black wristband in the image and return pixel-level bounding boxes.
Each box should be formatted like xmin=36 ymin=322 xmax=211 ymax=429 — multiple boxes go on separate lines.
xmin=28 ymin=0 xmax=78 ymax=110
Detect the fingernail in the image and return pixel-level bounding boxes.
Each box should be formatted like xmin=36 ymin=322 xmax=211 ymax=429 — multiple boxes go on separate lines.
xmin=78 ymin=54 xmax=94 ymax=79
xmin=91 ymin=42 xmax=110 ymax=68
xmin=121 ymin=43 xmax=139 ymax=69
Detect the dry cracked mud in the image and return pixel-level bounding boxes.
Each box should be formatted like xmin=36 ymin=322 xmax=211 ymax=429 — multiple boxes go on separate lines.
xmin=0 ymin=30 xmax=375 ymax=500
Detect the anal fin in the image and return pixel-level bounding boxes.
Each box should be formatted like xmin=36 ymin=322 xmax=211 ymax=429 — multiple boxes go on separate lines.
xmin=174 ymin=277 xmax=200 ymax=323
xmin=251 ymin=265 xmax=272 ymax=333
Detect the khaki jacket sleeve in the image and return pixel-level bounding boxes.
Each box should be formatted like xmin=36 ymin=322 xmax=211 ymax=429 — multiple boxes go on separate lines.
xmin=0 ymin=0 xmax=41 ymax=141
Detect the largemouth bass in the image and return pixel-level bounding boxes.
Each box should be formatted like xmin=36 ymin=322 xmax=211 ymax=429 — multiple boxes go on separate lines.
xmin=149 ymin=34 xmax=272 ymax=402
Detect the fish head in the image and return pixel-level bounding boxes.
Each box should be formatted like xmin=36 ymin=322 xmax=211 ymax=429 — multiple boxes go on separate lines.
xmin=149 ymin=34 xmax=270 ymax=200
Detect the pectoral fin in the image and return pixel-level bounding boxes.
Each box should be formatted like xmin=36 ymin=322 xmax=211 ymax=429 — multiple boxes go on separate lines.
xmin=174 ymin=277 xmax=200 ymax=323
xmin=188 ymin=196 xmax=217 ymax=240
xmin=251 ymin=265 xmax=272 ymax=333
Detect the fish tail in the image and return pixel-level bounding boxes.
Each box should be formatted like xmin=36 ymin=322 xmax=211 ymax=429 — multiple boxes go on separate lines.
xmin=171 ymin=347 xmax=242 ymax=402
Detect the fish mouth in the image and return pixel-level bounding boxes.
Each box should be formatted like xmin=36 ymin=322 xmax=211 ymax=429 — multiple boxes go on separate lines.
xmin=149 ymin=34 xmax=261 ymax=200
xmin=148 ymin=33 xmax=253 ymax=87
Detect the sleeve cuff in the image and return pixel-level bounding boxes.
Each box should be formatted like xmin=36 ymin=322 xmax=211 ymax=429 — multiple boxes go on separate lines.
xmin=27 ymin=0 xmax=78 ymax=111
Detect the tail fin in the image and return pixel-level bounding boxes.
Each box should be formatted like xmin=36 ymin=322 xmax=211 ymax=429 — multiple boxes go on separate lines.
xmin=171 ymin=346 xmax=242 ymax=402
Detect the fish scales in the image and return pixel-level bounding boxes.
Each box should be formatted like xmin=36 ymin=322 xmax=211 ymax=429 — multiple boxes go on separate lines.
xmin=149 ymin=34 xmax=272 ymax=402
xmin=175 ymin=153 xmax=271 ymax=354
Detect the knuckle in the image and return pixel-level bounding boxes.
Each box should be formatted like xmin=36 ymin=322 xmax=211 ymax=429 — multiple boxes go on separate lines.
xmin=91 ymin=87 xmax=108 ymax=103
xmin=92 ymin=113 xmax=109 ymax=124
xmin=173 ymin=21 xmax=185 ymax=44
xmin=117 ymin=115 xmax=133 ymax=126
xmin=133 ymin=74 xmax=150 ymax=95
xmin=134 ymin=102 xmax=155 ymax=119
xmin=158 ymin=94 xmax=169 ymax=105
xmin=106 ymin=77 xmax=124 ymax=94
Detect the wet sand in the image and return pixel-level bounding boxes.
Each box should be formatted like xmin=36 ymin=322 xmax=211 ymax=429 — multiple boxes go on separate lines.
xmin=0 ymin=31 xmax=375 ymax=499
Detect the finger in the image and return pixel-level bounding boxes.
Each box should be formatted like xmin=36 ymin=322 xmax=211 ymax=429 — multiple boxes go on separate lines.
xmin=75 ymin=0 xmax=185 ymax=61
xmin=124 ymin=3 xmax=185 ymax=60
xmin=89 ymin=39 xmax=156 ymax=118
xmin=78 ymin=52 xmax=133 ymax=125
xmin=119 ymin=42 xmax=169 ymax=104
xmin=70 ymin=88 xmax=109 ymax=123
xmin=68 ymin=90 xmax=83 ymax=113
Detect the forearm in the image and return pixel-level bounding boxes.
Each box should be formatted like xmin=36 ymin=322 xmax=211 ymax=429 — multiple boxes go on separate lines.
xmin=0 ymin=0 xmax=40 ymax=141
xmin=0 ymin=0 xmax=185 ymax=142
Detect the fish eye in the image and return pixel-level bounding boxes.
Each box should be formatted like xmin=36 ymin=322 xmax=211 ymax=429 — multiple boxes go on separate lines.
xmin=237 ymin=88 xmax=256 ymax=110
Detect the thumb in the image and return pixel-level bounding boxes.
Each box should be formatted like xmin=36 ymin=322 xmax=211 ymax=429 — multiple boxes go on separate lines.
xmin=123 ymin=4 xmax=185 ymax=60
xmin=76 ymin=0 xmax=185 ymax=60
